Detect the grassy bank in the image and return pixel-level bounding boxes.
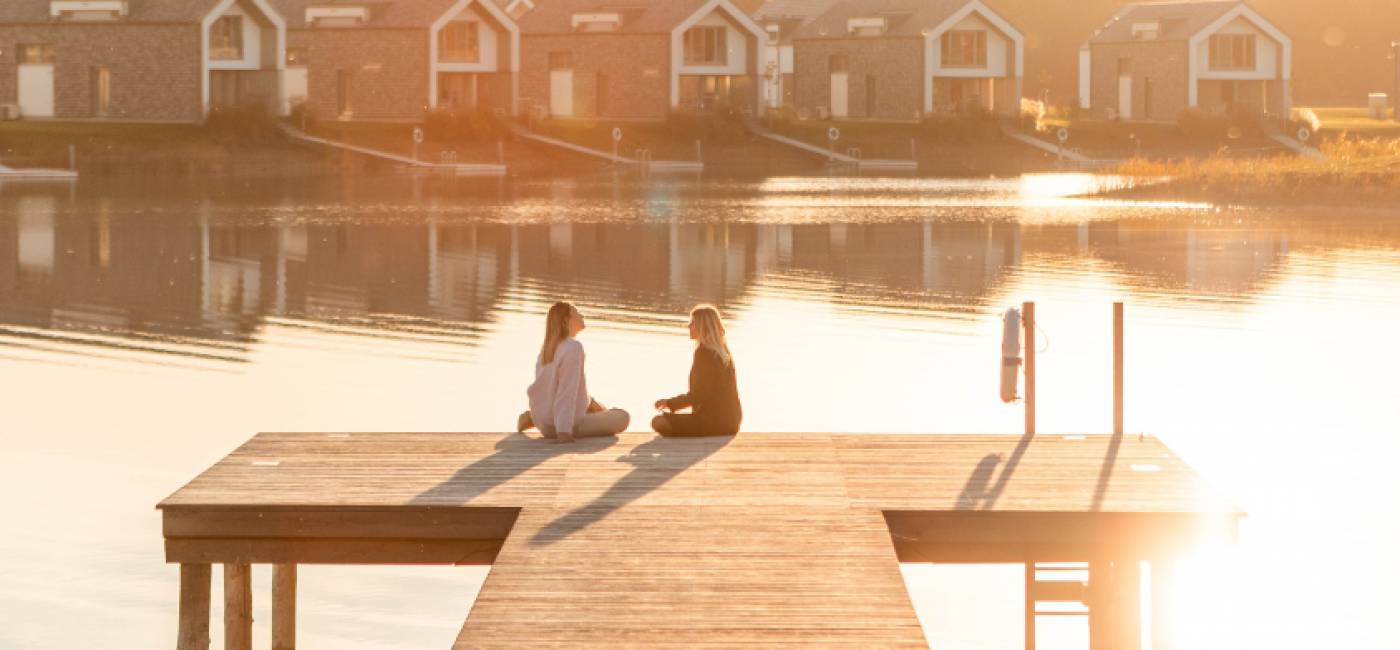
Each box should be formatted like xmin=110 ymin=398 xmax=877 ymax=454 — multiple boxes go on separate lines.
xmin=1100 ymin=136 xmax=1400 ymax=205
xmin=0 ymin=119 xmax=318 ymax=176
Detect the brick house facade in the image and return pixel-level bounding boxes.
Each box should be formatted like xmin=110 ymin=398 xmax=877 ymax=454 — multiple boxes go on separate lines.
xmin=288 ymin=28 xmax=430 ymax=121
xmin=519 ymin=33 xmax=673 ymax=120
xmin=793 ymin=38 xmax=923 ymax=121
xmin=0 ymin=24 xmax=203 ymax=121
xmin=1081 ymin=1 xmax=1292 ymax=122
xmin=516 ymin=0 xmax=766 ymax=122
xmin=275 ymin=0 xmax=519 ymax=122
xmin=792 ymin=0 xmax=1024 ymax=122
xmin=1087 ymin=41 xmax=1190 ymax=122
xmin=0 ymin=0 xmax=286 ymax=122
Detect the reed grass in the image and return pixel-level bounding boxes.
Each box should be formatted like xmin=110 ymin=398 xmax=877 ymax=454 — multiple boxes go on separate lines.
xmin=1110 ymin=136 xmax=1400 ymax=202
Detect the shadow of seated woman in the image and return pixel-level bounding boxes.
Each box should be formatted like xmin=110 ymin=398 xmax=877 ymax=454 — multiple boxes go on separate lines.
xmin=528 ymin=434 xmax=733 ymax=546
xmin=409 ymin=433 xmax=620 ymax=507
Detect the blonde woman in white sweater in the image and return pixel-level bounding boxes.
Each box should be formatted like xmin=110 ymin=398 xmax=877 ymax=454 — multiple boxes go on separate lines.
xmin=517 ymin=301 xmax=629 ymax=443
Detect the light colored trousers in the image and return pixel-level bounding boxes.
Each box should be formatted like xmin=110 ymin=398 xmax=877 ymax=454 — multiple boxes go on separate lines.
xmin=539 ymin=408 xmax=630 ymax=439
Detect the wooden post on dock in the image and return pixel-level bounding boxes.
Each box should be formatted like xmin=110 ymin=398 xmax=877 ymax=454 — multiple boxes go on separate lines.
xmin=1023 ymin=301 xmax=1036 ymax=435
xmin=1114 ymin=302 xmax=1124 ymax=436
xmin=224 ymin=564 xmax=253 ymax=650
xmin=176 ymin=564 xmax=211 ymax=650
xmin=273 ymin=564 xmax=297 ymax=650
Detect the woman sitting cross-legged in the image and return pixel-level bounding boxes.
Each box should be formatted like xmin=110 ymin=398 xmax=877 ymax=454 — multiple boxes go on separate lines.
xmin=652 ymin=305 xmax=742 ymax=437
xmin=518 ymin=301 xmax=629 ymax=443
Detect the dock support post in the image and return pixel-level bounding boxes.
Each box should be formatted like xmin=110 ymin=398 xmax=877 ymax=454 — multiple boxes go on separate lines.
xmin=1023 ymin=301 xmax=1035 ymax=435
xmin=1023 ymin=561 xmax=1036 ymax=650
xmin=177 ymin=564 xmax=211 ymax=650
xmin=1088 ymin=559 xmax=1141 ymax=650
xmin=224 ymin=564 xmax=253 ymax=650
xmin=1114 ymin=302 xmax=1124 ymax=436
xmin=1151 ymin=558 xmax=1176 ymax=650
xmin=272 ymin=564 xmax=297 ymax=650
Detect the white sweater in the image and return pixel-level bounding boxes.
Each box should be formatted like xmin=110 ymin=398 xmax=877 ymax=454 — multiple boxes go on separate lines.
xmin=527 ymin=338 xmax=589 ymax=435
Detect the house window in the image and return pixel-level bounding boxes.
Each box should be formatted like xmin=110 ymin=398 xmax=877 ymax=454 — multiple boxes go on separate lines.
xmin=439 ymin=22 xmax=480 ymax=63
xmin=1209 ymin=34 xmax=1256 ymax=70
xmin=548 ymin=52 xmax=572 ymax=70
xmin=92 ymin=67 xmax=111 ymax=116
xmin=684 ymin=26 xmax=727 ymax=65
xmin=941 ymin=30 xmax=986 ymax=67
xmin=210 ymin=15 xmax=244 ymax=60
xmin=18 ymin=44 xmax=56 ymax=64
xmin=830 ymin=54 xmax=848 ymax=74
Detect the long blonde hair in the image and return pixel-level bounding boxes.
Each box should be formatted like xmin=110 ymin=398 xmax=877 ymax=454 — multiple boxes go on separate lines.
xmin=690 ymin=305 xmax=732 ymax=367
xmin=539 ymin=301 xmax=575 ymax=365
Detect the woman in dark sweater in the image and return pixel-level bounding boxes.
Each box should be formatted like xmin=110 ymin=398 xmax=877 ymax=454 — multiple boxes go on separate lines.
xmin=652 ymin=305 xmax=742 ymax=437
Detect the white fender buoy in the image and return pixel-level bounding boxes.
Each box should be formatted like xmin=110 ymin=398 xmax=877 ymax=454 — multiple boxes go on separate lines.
xmin=1000 ymin=308 xmax=1022 ymax=403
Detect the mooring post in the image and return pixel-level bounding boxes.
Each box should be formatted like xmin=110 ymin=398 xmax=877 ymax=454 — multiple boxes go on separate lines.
xmin=272 ymin=564 xmax=297 ymax=650
xmin=224 ymin=564 xmax=253 ymax=650
xmin=1023 ymin=301 xmax=1036 ymax=435
xmin=1114 ymin=302 xmax=1124 ymax=437
xmin=176 ymin=564 xmax=211 ymax=650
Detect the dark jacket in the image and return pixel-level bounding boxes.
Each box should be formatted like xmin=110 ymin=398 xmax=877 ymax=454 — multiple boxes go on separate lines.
xmin=666 ymin=346 xmax=742 ymax=433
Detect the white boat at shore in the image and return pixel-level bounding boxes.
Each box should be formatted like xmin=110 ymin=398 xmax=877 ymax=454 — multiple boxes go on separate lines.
xmin=0 ymin=163 xmax=79 ymax=181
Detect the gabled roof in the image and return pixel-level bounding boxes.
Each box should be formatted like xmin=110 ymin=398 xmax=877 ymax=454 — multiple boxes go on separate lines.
xmin=269 ymin=0 xmax=473 ymax=29
xmin=1086 ymin=1 xmax=1250 ymax=44
xmin=517 ymin=0 xmax=745 ymax=35
xmin=0 ymin=0 xmax=230 ymax=23
xmin=794 ymin=0 xmax=993 ymax=39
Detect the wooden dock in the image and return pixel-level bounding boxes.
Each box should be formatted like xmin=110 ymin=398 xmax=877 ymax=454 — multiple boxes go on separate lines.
xmin=159 ymin=432 xmax=1240 ymax=649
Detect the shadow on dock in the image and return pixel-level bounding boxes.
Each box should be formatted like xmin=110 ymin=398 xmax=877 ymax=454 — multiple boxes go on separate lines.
xmin=956 ymin=433 xmax=1034 ymax=510
xmin=409 ymin=433 xmax=620 ymax=507
xmin=529 ymin=435 xmax=732 ymax=547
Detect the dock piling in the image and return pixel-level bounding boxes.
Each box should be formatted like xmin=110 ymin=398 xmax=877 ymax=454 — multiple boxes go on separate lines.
xmin=1151 ymin=558 xmax=1177 ymax=650
xmin=1023 ymin=301 xmax=1036 ymax=435
xmin=223 ymin=563 xmax=252 ymax=650
xmin=272 ymin=564 xmax=297 ymax=650
xmin=1114 ymin=302 xmax=1125 ymax=437
xmin=176 ymin=564 xmax=211 ymax=650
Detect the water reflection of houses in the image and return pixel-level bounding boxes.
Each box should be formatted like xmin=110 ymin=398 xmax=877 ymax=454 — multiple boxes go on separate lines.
xmin=513 ymin=223 xmax=769 ymax=318
xmin=782 ymin=222 xmax=1022 ymax=309
xmin=1078 ymin=221 xmax=1289 ymax=297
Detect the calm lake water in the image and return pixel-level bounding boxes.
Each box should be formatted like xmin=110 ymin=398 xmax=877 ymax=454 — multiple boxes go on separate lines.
xmin=1 ymin=172 xmax=1398 ymax=649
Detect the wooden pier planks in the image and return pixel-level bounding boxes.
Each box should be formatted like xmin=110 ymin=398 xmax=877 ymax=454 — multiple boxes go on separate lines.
xmin=457 ymin=506 xmax=926 ymax=648
xmin=158 ymin=432 xmax=1241 ymax=647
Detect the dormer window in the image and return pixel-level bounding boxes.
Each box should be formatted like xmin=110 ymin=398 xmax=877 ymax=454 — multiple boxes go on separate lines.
xmin=847 ymin=17 xmax=887 ymax=37
xmin=50 ymin=0 xmax=127 ymax=21
xmin=572 ymin=12 xmax=621 ymax=33
xmin=941 ymin=30 xmax=986 ymax=67
xmin=684 ymin=26 xmax=727 ymax=65
xmin=306 ymin=5 xmax=370 ymax=27
xmin=439 ymin=22 xmax=481 ymax=63
xmin=1131 ymin=22 xmax=1160 ymax=40
xmin=210 ymin=16 xmax=244 ymax=60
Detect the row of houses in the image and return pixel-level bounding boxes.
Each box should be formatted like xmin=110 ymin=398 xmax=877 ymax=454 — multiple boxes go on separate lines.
xmin=0 ymin=0 xmax=1294 ymax=125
